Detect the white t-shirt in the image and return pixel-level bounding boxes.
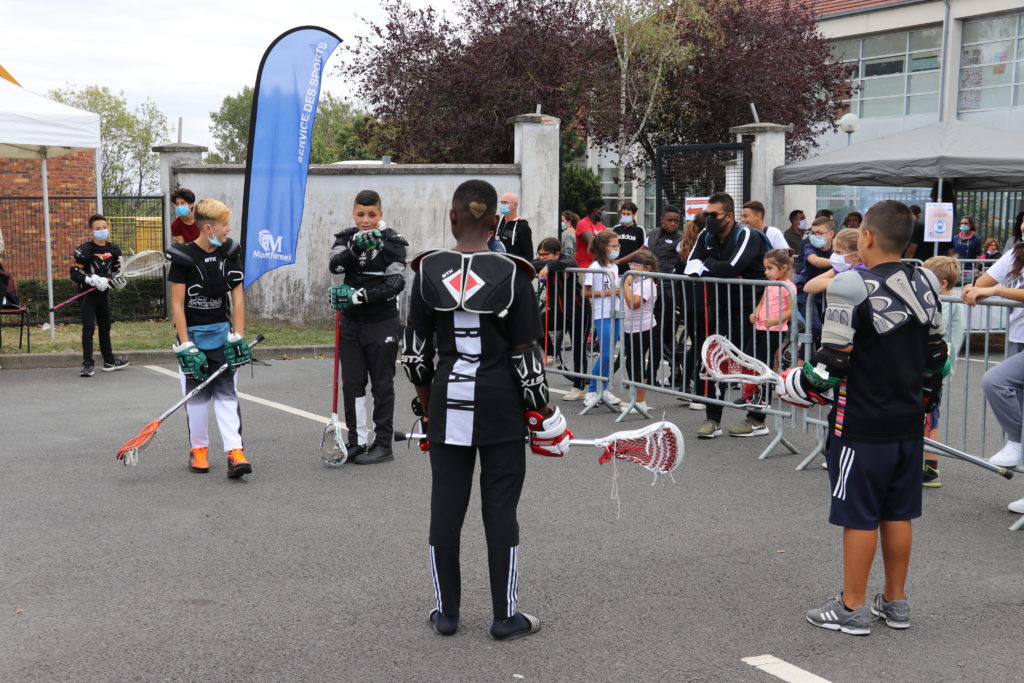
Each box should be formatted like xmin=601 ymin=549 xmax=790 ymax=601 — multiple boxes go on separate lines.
xmin=765 ymin=226 xmax=788 ymax=251
xmin=982 ymin=250 xmax=1024 ymax=341
xmin=586 ymin=262 xmax=619 ymax=319
xmin=624 ymin=276 xmax=658 ymax=333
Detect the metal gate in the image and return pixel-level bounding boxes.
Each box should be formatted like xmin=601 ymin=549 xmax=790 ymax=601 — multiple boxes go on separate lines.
xmin=654 ymin=142 xmax=752 ymax=219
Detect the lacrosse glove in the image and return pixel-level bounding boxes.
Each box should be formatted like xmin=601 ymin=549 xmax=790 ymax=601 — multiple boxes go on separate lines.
xmin=84 ymin=274 xmax=110 ymax=292
xmin=352 ymin=228 xmax=384 ymax=254
xmin=776 ymin=367 xmax=830 ymax=408
xmin=224 ymin=332 xmax=253 ymax=368
xmin=109 ymin=274 xmax=127 ymax=290
xmin=329 ymin=283 xmax=365 ymax=311
xmin=525 ymin=407 xmax=572 ymax=457
xmin=173 ymin=341 xmax=209 ymax=381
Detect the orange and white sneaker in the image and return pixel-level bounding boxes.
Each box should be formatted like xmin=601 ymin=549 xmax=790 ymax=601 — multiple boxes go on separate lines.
xmin=226 ymin=449 xmax=252 ymax=478
xmin=189 ymin=447 xmax=210 ymax=473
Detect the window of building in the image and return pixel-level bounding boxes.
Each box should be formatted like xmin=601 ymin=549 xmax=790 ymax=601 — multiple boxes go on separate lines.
xmin=959 ymin=12 xmax=1024 ymax=111
xmin=832 ymin=27 xmax=942 ymax=118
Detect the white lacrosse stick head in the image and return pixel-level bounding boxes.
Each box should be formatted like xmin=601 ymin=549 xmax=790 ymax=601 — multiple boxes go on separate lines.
xmin=700 ymin=334 xmax=780 ymax=384
xmin=594 ymin=421 xmax=683 ymax=475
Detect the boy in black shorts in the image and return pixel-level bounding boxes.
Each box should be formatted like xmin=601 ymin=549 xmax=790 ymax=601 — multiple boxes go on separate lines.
xmin=402 ymin=180 xmax=571 ymax=640
xmin=779 ymin=200 xmax=947 ymax=635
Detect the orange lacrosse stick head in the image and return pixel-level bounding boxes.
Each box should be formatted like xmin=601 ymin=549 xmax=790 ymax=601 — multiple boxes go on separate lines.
xmin=116 ymin=418 xmax=162 ymax=465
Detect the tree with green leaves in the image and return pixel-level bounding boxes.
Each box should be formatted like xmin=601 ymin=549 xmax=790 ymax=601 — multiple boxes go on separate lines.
xmin=208 ymin=88 xmax=377 ymax=164
xmin=49 ymin=85 xmax=169 ymax=195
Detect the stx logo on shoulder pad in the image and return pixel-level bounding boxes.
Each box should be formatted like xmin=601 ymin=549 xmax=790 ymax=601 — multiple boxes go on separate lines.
xmin=443 ymin=268 xmax=485 ymax=300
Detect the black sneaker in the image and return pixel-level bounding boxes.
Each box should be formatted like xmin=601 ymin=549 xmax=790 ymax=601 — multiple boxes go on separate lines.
xmin=103 ymin=359 xmax=130 ymax=372
xmin=922 ymin=462 xmax=941 ymax=488
xmin=345 ymin=442 xmax=366 ymax=460
xmin=80 ymin=364 xmax=94 ymax=377
xmin=353 ymin=444 xmax=394 ymax=465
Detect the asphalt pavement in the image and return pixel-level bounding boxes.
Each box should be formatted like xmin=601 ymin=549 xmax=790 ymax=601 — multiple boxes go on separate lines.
xmin=1 ymin=357 xmax=1022 ymax=682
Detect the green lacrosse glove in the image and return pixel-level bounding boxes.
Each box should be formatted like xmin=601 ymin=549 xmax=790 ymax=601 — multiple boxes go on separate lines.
xmin=329 ymin=283 xmax=365 ymax=311
xmin=173 ymin=340 xmax=209 ymax=381
xmin=224 ymin=332 xmax=252 ymax=368
xmin=352 ymin=228 xmax=384 ymax=253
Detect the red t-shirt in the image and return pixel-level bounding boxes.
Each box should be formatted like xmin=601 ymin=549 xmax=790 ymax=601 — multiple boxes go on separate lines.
xmin=171 ymin=216 xmax=199 ymax=243
xmin=574 ymin=217 xmax=605 ymax=268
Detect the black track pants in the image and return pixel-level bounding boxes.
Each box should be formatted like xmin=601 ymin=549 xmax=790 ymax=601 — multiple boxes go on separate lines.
xmin=428 ymin=440 xmax=526 ymax=618
xmin=339 ymin=316 xmax=400 ymax=447
xmin=80 ymin=290 xmax=113 ymax=366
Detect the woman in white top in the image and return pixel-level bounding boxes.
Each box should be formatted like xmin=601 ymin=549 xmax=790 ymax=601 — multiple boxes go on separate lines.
xmin=583 ymin=230 xmax=621 ymax=406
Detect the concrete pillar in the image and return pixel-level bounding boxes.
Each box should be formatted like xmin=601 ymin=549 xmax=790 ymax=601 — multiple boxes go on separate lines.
xmin=152 ymin=142 xmax=207 ymax=246
xmin=507 ymin=113 xmax=561 ymax=242
xmin=729 ymin=122 xmax=791 ymax=228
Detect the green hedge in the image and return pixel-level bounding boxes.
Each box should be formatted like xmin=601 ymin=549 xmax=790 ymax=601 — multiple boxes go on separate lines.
xmin=16 ymin=276 xmax=166 ymax=324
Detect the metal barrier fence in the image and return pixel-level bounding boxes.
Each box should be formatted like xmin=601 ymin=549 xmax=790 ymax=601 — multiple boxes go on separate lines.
xmin=795 ymin=286 xmax=1024 ymax=532
xmin=0 ymin=195 xmax=166 ymax=327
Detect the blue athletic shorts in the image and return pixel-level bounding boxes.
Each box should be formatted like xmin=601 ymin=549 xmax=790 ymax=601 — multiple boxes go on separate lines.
xmin=826 ymin=436 xmax=923 ymax=530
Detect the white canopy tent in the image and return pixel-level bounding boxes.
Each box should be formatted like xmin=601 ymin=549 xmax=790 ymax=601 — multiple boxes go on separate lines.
xmin=0 ymin=77 xmax=102 ymax=338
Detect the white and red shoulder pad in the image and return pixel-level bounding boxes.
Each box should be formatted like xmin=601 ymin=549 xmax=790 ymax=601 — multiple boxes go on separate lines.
xmin=414 ymin=250 xmax=535 ymax=315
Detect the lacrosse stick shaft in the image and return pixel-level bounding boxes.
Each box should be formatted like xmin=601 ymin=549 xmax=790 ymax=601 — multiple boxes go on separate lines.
xmin=332 ymin=310 xmax=341 ymax=413
xmin=394 ymin=431 xmax=597 ymax=447
xmin=158 ymin=334 xmax=266 ymax=421
xmin=924 ymin=437 xmax=1014 ymax=479
xmin=50 ymin=287 xmax=96 ymax=312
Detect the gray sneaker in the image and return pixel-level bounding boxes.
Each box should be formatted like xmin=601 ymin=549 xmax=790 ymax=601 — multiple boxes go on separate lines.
xmin=728 ymin=418 xmax=770 ymax=438
xmin=870 ymin=593 xmax=910 ymax=629
xmin=806 ymin=594 xmax=871 ymax=636
xmin=696 ymin=419 xmax=722 ymax=439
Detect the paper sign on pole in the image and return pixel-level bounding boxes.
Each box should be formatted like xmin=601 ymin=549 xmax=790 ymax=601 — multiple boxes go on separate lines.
xmin=684 ymin=197 xmax=709 ymax=221
xmin=924 ymin=202 xmax=954 ymax=243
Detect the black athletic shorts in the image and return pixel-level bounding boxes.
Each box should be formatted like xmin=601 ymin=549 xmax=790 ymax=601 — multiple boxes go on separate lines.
xmin=826 ymin=435 xmax=923 ymax=530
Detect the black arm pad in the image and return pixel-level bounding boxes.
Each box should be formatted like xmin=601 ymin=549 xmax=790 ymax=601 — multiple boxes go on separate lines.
xmin=924 ymin=335 xmax=949 ymax=376
xmin=510 ymin=344 xmax=549 ymax=411
xmin=401 ymin=326 xmax=435 ymax=386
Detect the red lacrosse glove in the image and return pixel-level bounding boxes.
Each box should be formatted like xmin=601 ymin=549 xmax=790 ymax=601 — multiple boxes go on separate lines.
xmin=525 ymin=407 xmax=572 ymax=457
xmin=777 ymin=367 xmax=829 ymax=408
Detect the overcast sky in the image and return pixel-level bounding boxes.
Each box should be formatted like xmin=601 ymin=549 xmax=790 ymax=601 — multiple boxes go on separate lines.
xmin=2 ymin=0 xmax=454 ymax=153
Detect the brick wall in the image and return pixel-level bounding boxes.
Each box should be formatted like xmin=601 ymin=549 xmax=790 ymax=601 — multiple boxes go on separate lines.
xmin=0 ymin=149 xmax=98 ymax=197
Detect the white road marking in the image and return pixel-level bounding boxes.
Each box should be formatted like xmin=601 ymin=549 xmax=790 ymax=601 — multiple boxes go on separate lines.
xmin=742 ymin=655 xmax=830 ymax=683
xmin=145 ymin=365 xmax=336 ymax=425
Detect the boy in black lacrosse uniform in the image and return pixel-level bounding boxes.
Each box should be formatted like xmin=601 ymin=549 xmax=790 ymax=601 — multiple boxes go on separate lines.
xmin=70 ymin=214 xmax=129 ymax=377
xmin=329 ymin=190 xmax=408 ymax=464
xmin=402 ymin=180 xmax=571 ymax=640
xmin=779 ymin=200 xmax=947 ymax=635
xmin=165 ymin=199 xmax=252 ymax=478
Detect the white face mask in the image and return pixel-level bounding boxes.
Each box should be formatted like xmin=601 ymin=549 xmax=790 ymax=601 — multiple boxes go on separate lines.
xmin=798 ymin=219 xmax=808 ymax=231
xmin=830 ymin=252 xmax=852 ymax=272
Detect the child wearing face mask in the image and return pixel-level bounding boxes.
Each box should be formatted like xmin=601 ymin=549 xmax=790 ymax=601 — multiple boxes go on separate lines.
xmin=738 ymin=249 xmax=795 ymax=413
xmin=620 ymin=250 xmax=659 ymax=414
xmin=612 ymin=201 xmax=646 ymax=274
xmin=170 ymin=187 xmax=198 ymax=244
xmin=803 ymin=228 xmax=863 ymax=295
xmin=583 ymin=231 xmax=622 ymax=407
xmin=69 ymin=213 xmax=129 ymax=377
xmin=560 ymin=211 xmax=578 ymax=257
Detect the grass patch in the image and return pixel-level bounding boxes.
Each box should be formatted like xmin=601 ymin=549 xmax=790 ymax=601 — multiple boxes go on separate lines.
xmin=0 ymin=320 xmax=333 ymax=354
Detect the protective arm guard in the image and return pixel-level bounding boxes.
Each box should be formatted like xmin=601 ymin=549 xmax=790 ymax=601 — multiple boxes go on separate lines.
xmin=358 ymin=262 xmax=407 ymax=306
xmin=328 ymin=229 xmax=359 ymax=274
xmin=70 ymin=266 xmax=87 ymax=285
xmin=401 ymin=325 xmax=436 ymax=387
xmin=922 ymin=332 xmax=950 ymax=413
xmin=821 ymin=270 xmax=867 ymax=348
xmin=510 ymin=344 xmax=549 ymax=411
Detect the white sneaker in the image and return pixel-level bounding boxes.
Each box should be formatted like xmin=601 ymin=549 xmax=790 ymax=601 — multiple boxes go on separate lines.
xmin=583 ymin=392 xmax=599 ymax=407
xmin=1009 ymin=497 xmax=1024 ymax=514
xmin=988 ymin=441 xmax=1023 ymax=468
xmin=601 ymin=390 xmax=621 ymax=405
xmin=620 ymin=401 xmax=649 ymax=414
xmin=562 ymin=387 xmax=586 ymax=401
xmin=689 ymin=401 xmax=705 ymax=411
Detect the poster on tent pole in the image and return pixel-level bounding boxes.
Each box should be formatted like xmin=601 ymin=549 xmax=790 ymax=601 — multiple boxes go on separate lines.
xmin=924 ymin=202 xmax=954 ymax=243
xmin=241 ymin=26 xmax=342 ymax=289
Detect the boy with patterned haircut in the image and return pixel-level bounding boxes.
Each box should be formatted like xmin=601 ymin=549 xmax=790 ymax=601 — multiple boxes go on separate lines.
xmin=402 ymin=179 xmax=571 ymax=640
xmin=778 ymin=200 xmax=948 ymax=635
xmin=70 ymin=213 xmax=129 ymax=377
xmin=165 ymin=199 xmax=253 ymax=478
xmin=329 ymin=190 xmax=408 ymax=465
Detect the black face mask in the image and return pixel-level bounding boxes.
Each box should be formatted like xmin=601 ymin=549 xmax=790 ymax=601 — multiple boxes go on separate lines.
xmin=705 ymin=214 xmax=727 ymax=235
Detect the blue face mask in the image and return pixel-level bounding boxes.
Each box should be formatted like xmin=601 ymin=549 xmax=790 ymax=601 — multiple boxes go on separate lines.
xmin=608 ymin=249 xmax=620 ymax=260
xmin=498 ymin=204 xmax=511 ymax=216
xmin=93 ymin=229 xmax=109 ymax=241
xmin=809 ymin=235 xmax=827 ymax=249
xmin=175 ymin=204 xmax=190 ymax=217
xmin=208 ymin=230 xmax=223 ymax=247
xmin=620 ymin=215 xmax=633 ymax=225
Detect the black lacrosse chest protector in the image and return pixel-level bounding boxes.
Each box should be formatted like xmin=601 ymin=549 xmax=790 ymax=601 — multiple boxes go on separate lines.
xmin=412 ymin=250 xmax=541 ymax=447
xmin=167 ymin=241 xmax=244 ymax=327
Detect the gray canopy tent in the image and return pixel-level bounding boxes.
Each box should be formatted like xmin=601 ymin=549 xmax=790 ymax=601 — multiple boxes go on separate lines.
xmin=774 ymin=120 xmax=1024 ymax=191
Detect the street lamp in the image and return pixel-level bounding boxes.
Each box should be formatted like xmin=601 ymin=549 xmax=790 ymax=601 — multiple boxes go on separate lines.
xmin=839 ymin=112 xmax=859 ymax=146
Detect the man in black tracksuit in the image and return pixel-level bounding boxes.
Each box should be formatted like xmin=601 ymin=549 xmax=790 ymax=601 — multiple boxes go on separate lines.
xmin=70 ymin=213 xmax=129 ymax=377
xmin=495 ymin=192 xmax=534 ymax=261
xmin=682 ymin=192 xmax=768 ymax=438
xmin=329 ymin=190 xmax=408 ymax=465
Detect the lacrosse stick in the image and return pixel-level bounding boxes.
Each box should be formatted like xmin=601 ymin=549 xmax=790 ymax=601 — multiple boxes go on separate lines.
xmin=395 ymin=420 xmax=683 ymax=476
xmin=320 ymin=311 xmax=347 ymax=466
xmin=700 ymin=334 xmax=781 ymax=384
xmin=923 ymin=438 xmax=1014 ymax=480
xmin=50 ymin=250 xmax=168 ymax=312
xmin=115 ymin=334 xmax=266 ymax=466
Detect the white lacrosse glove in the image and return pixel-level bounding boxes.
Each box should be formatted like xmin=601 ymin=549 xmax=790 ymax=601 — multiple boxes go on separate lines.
xmin=85 ymin=274 xmax=110 ymax=292
xmin=777 ymin=367 xmax=830 ymax=408
xmin=350 ymin=288 xmax=366 ymax=305
xmin=109 ymin=274 xmax=127 ymax=290
xmin=525 ymin=407 xmax=572 ymax=457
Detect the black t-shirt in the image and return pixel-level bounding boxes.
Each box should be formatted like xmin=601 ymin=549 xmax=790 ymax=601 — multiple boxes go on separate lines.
xmin=167 ymin=242 xmax=244 ymax=327
xmin=613 ymin=223 xmax=646 ymax=274
xmin=406 ymin=253 xmax=543 ymax=446
xmin=828 ymin=262 xmax=930 ymax=442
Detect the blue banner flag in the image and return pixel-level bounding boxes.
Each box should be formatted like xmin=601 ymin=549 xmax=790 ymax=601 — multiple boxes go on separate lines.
xmin=241 ymin=26 xmax=341 ymax=289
